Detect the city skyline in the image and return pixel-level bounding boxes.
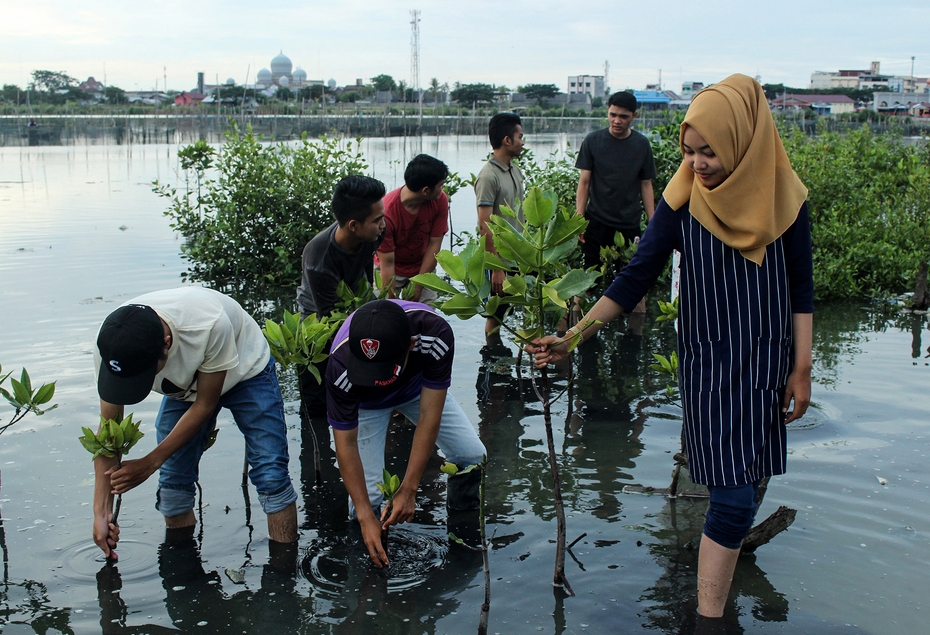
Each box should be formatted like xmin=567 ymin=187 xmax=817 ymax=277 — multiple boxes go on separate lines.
xmin=2 ymin=0 xmax=928 ymax=94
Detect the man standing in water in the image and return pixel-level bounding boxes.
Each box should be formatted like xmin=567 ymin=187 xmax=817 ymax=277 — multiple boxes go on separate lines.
xmin=295 ymin=175 xmax=387 ymax=415
xmin=377 ymin=154 xmax=450 ymax=303
xmin=474 ymin=112 xmax=525 ymax=341
xmin=325 ymin=299 xmax=486 ymax=567
xmin=92 ymin=287 xmax=298 ymax=560
xmin=576 ymin=91 xmax=657 ymax=318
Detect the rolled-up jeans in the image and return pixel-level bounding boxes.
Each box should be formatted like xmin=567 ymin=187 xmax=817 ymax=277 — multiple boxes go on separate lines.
xmin=155 ymin=357 xmax=297 ymax=518
xmin=349 ymin=391 xmax=486 ymax=518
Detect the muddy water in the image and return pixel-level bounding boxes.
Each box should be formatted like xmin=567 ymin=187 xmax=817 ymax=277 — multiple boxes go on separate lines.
xmin=0 ymin=140 xmax=927 ymax=634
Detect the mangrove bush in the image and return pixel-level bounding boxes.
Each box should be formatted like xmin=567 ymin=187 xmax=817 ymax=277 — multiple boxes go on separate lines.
xmin=155 ymin=123 xmax=367 ymax=289
xmin=784 ymin=124 xmax=930 ymax=298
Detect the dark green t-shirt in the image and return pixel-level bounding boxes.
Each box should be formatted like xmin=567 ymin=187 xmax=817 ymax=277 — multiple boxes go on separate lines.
xmin=575 ymin=128 xmax=657 ymax=231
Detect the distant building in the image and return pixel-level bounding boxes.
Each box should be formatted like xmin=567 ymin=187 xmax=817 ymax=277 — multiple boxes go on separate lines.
xmin=124 ymin=91 xmax=170 ymax=105
xmin=810 ymin=61 xmax=926 ymax=93
xmin=680 ymin=81 xmax=704 ymax=100
xmin=810 ymin=70 xmax=864 ymax=90
xmin=174 ymin=91 xmax=206 ymax=107
xmin=873 ymin=92 xmax=930 ymax=115
xmin=771 ymin=93 xmax=855 ymax=114
xmin=79 ymin=77 xmax=105 ymax=95
xmin=254 ymin=51 xmax=317 ymax=90
xmin=568 ymin=75 xmax=605 ymax=98
xmin=632 ymin=90 xmax=671 ymax=111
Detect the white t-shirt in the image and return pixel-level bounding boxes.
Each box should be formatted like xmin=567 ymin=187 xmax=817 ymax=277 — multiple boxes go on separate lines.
xmin=95 ymin=288 xmax=269 ymax=402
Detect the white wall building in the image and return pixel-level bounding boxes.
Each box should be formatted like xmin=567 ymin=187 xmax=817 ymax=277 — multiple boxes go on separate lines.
xmin=568 ymin=75 xmax=605 ymax=98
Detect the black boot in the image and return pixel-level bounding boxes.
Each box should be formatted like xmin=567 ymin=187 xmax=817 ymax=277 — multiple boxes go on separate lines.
xmin=447 ymin=466 xmax=482 ymax=512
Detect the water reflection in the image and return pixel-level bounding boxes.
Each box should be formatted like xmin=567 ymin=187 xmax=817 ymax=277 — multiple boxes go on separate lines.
xmin=813 ymin=301 xmax=930 ymax=386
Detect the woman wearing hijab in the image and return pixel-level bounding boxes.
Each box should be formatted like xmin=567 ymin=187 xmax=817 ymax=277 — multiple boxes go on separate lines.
xmin=531 ymin=74 xmax=813 ymax=619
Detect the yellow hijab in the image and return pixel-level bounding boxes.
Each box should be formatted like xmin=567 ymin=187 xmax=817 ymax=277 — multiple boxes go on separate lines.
xmin=663 ymin=74 xmax=808 ymax=265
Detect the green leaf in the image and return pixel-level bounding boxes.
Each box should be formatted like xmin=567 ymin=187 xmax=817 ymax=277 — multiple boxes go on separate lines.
xmin=19 ymin=368 xmax=32 ymax=393
xmin=522 ymin=187 xmax=556 ymax=227
xmin=410 ymin=273 xmax=459 ymax=295
xmin=9 ymin=378 xmax=30 ymax=407
xmin=465 ymin=245 xmax=487 ymax=291
xmin=440 ymin=294 xmax=482 ymax=313
xmin=515 ymin=326 xmax=543 ymax=344
xmin=494 ymin=230 xmax=539 ymax=269
xmin=502 ymin=275 xmax=527 ymax=296
xmin=543 ymin=239 xmax=577 ymax=265
xmin=484 ymin=295 xmax=501 ymax=317
xmin=440 ymin=461 xmax=459 ymax=475
xmin=551 ymin=269 xmax=600 ymax=299
xmin=435 ymin=250 xmax=467 ymax=281
xmin=543 ymin=285 xmax=567 ymax=308
xmin=545 ymin=214 xmax=588 ymax=247
xmin=483 ymin=252 xmax=512 ymax=271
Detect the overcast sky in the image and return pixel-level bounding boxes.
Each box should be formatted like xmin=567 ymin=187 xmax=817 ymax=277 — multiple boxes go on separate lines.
xmin=2 ymin=0 xmax=928 ymax=93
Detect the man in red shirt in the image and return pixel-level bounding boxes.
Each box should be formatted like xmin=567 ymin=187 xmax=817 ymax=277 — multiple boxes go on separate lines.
xmin=377 ymin=154 xmax=449 ymax=303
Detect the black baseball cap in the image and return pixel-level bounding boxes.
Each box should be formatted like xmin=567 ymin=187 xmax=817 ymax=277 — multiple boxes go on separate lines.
xmin=346 ymin=300 xmax=412 ymax=388
xmin=96 ymin=304 xmax=164 ymax=405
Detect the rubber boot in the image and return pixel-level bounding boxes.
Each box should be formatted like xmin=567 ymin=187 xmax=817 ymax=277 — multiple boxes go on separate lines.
xmin=447 ymin=466 xmax=482 ymax=512
xmin=696 ymin=534 xmax=740 ymax=618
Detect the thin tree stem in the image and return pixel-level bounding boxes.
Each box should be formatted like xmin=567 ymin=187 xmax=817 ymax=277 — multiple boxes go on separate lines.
xmin=540 ymin=367 xmax=574 ymax=596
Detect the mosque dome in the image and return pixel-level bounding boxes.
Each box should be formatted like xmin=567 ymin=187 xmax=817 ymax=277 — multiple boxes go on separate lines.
xmin=257 ymin=68 xmax=272 ymax=83
xmin=225 ymin=77 xmax=235 ymax=86
xmin=271 ymin=52 xmax=292 ymax=76
xmin=327 ymin=78 xmax=337 ymax=90
xmin=278 ymin=76 xmax=290 ymax=87
xmin=293 ymin=67 xmax=307 ymax=82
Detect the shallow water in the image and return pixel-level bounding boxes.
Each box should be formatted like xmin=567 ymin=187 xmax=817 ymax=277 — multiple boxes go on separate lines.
xmin=0 ymin=139 xmax=928 ymax=634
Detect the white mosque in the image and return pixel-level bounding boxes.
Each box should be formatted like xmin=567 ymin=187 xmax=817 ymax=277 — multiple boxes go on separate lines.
xmin=255 ymin=51 xmax=312 ymax=90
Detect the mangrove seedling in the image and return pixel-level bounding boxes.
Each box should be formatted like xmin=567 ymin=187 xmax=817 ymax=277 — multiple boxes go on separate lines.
xmin=376 ymin=468 xmax=402 ymax=551
xmin=1 ymin=363 xmax=56 ymax=504
xmin=444 ymin=459 xmax=492 ymax=635
xmin=263 ymin=310 xmax=336 ymax=384
xmin=0 ymin=364 xmax=57 ymax=438
xmin=414 ymin=186 xmax=600 ymax=595
xmin=376 ymin=468 xmax=402 ymax=517
xmin=79 ymin=414 xmax=144 ymax=527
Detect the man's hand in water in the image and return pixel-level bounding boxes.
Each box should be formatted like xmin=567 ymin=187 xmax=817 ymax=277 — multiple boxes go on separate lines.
xmin=93 ymin=511 xmax=120 ymax=560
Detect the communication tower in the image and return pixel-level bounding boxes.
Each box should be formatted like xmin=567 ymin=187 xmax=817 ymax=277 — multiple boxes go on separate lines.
xmin=410 ymin=10 xmax=421 ymax=100
xmin=604 ymin=60 xmax=610 ymax=95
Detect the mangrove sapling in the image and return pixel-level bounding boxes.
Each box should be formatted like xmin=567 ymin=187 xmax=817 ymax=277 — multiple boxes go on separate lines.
xmin=443 ymin=459 xmax=491 ymax=635
xmin=79 ymin=414 xmax=145 ymax=548
xmin=0 ymin=364 xmax=57 ymax=574
xmin=375 ymin=469 xmax=402 ymax=549
xmin=0 ymin=364 xmax=57 ymax=440
xmin=413 ymin=187 xmax=600 ymax=595
xmin=261 ymin=275 xmax=390 ymax=484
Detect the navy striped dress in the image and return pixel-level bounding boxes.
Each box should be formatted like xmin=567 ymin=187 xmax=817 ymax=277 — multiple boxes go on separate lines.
xmin=605 ymin=198 xmax=813 ymax=487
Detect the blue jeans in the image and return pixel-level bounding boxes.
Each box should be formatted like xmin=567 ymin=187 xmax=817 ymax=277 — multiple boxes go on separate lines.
xmin=703 ymin=481 xmax=761 ymax=549
xmin=350 ymin=391 xmax=486 ymax=517
xmin=155 ymin=357 xmax=297 ymax=518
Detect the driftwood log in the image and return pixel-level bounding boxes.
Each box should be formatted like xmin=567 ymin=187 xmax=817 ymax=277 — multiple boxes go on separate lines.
xmin=623 ymin=450 xmax=798 ymax=551
xmin=740 ymin=505 xmax=797 ymax=556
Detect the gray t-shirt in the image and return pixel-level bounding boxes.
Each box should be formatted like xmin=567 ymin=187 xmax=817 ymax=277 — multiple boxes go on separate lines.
xmin=575 ymin=128 xmax=657 ymax=231
xmin=474 ymin=157 xmax=525 ymax=230
xmin=296 ymin=222 xmax=380 ymax=317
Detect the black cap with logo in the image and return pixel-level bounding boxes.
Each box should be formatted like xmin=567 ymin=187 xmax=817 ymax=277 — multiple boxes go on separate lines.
xmin=347 ymin=300 xmax=412 ymax=388
xmin=96 ymin=304 xmax=164 ymax=405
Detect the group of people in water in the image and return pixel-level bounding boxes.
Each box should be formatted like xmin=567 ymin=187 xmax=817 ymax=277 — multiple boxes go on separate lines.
xmin=90 ymin=73 xmax=812 ymax=622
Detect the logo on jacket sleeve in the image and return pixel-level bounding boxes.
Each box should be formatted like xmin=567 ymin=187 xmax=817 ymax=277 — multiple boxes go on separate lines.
xmin=360 ymin=338 xmax=380 ymax=359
